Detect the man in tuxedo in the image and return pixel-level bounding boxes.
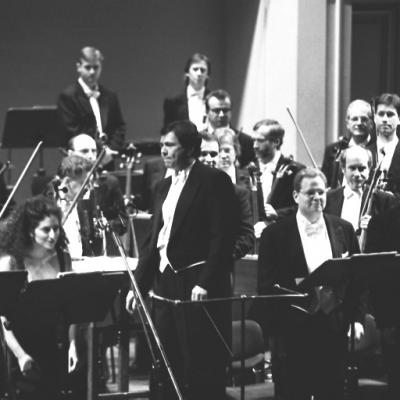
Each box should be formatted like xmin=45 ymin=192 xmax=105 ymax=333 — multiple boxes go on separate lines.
xmin=372 ymin=93 xmax=400 ymax=197
xmin=198 ymin=131 xmax=254 ymax=260
xmin=322 ymin=99 xmax=375 ymax=188
xmin=126 ymin=120 xmax=238 ymax=399
xmin=204 ymin=89 xmax=255 ymax=167
xmin=258 ymin=168 xmax=363 ymax=400
xmin=163 ymin=53 xmax=210 ymax=132
xmin=252 ymin=118 xmax=304 ymax=237
xmin=325 ymin=145 xmax=397 ymax=233
xmin=57 ymin=46 xmax=126 ymax=166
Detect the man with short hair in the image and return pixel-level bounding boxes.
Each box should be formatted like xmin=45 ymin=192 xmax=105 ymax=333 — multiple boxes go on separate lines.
xmin=258 ymin=167 xmax=363 ymax=400
xmin=252 ymin=119 xmax=304 ymax=236
xmin=205 ymin=89 xmax=255 ymax=167
xmin=322 ymin=99 xmax=376 ymax=188
xmin=198 ymin=132 xmax=220 ymax=168
xmin=126 ymin=120 xmax=238 ymax=399
xmin=325 ymin=145 xmax=397 ymax=234
xmin=371 ymin=93 xmax=400 ymax=196
xmin=61 ymin=133 xmax=126 ymax=256
xmin=57 ymin=46 xmax=126 ymax=166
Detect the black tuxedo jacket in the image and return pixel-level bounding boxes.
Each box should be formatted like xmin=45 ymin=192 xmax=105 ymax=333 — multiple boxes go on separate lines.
xmin=163 ymin=89 xmax=210 ymax=130
xmin=322 ymin=139 xmax=377 ymax=188
xmin=135 ymin=161 xmax=238 ymax=298
xmin=257 ymin=213 xmax=361 ymax=333
xmin=57 ymin=82 xmax=126 ymax=150
xmin=325 ymin=186 xmax=398 ymax=220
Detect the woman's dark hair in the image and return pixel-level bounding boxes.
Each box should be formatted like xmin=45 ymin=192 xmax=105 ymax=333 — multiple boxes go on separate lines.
xmin=0 ymin=195 xmax=67 ymax=267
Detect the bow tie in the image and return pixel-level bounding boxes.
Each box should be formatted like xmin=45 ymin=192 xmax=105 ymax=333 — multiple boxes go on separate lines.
xmin=85 ymin=89 xmax=100 ymax=99
xmin=304 ymin=221 xmax=324 ymax=237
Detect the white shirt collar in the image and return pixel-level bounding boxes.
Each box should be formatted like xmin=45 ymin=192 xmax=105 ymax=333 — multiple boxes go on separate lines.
xmin=78 ymin=77 xmax=99 ymax=96
xmin=343 ymin=183 xmax=362 ymax=199
xmin=187 ymin=85 xmax=205 ymax=98
xmin=259 ymin=150 xmax=281 ymax=172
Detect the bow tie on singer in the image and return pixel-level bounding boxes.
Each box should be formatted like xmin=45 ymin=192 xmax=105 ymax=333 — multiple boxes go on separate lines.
xmin=304 ymin=220 xmax=325 ymax=237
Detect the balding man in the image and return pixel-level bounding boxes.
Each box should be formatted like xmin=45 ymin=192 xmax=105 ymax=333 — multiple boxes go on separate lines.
xmin=322 ymin=99 xmax=375 ymax=188
xmin=57 ymin=46 xmax=126 ymax=166
xmin=325 ymin=145 xmax=397 ymax=236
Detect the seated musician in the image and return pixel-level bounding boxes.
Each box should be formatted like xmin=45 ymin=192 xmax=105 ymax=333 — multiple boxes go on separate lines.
xmin=198 ymin=131 xmax=254 ymax=259
xmin=258 ymin=168 xmax=364 ymax=400
xmin=0 ymin=195 xmax=78 ymax=400
xmin=325 ymin=145 xmax=398 ymax=235
xmin=251 ymin=118 xmax=304 ymax=238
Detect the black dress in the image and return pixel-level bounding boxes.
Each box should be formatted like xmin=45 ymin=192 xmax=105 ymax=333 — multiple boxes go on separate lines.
xmin=6 ymin=249 xmax=71 ymax=400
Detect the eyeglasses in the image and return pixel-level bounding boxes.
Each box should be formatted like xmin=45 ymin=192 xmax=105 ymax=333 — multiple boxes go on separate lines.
xmin=200 ymin=151 xmax=218 ymax=158
xmin=209 ymin=108 xmax=231 ymax=114
xmin=299 ymin=189 xmax=326 ymax=198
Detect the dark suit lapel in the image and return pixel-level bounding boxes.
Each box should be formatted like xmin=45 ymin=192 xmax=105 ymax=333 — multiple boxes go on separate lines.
xmin=152 ymin=177 xmax=172 ymax=240
xmin=388 ymin=141 xmax=400 ymax=180
xmin=98 ymin=85 xmax=108 ymax=130
xmin=75 ymin=83 xmax=94 ymax=116
xmin=324 ymin=214 xmax=346 ymax=258
xmin=169 ymin=162 xmax=201 ymax=241
xmin=327 ymin=187 xmax=345 ymax=216
xmin=286 ymin=216 xmax=309 ymax=277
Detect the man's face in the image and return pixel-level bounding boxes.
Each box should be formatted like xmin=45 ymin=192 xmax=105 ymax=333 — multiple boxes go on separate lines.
xmin=374 ymin=104 xmax=400 ymax=139
xmin=160 ymin=131 xmax=186 ymax=171
xmin=186 ymin=61 xmax=208 ymax=90
xmin=199 ymin=140 xmax=219 ymax=168
xmin=293 ymin=176 xmax=326 ymax=220
xmin=346 ymin=104 xmax=374 ymax=142
xmin=253 ymin=125 xmax=278 ymax=161
xmin=218 ymin=143 xmax=236 ymax=169
xmin=343 ymin=151 xmax=370 ymax=191
xmin=70 ymin=135 xmax=97 ymax=162
xmin=207 ymin=96 xmax=232 ymax=129
xmin=76 ymin=58 xmax=102 ymax=89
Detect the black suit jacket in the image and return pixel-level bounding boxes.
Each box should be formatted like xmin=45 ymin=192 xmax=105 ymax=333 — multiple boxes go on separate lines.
xmin=322 ymin=139 xmax=377 ymax=188
xmin=233 ymin=184 xmax=254 ymax=260
xmin=325 ymin=186 xmax=398 ymax=220
xmin=57 ymin=82 xmax=126 ymax=150
xmin=257 ymin=213 xmax=361 ymax=332
xmin=135 ymin=161 xmax=238 ymax=298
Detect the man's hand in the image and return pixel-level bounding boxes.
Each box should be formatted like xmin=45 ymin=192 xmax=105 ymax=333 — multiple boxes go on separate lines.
xmin=264 ymin=203 xmax=278 ymax=220
xmin=359 ymin=215 xmax=372 ymax=230
xmin=18 ymin=353 xmax=40 ymax=380
xmin=254 ymin=221 xmax=267 ymax=239
xmin=68 ymin=340 xmax=79 ymax=373
xmin=125 ymin=290 xmax=136 ymax=314
xmin=347 ymin=322 xmax=365 ymax=341
xmin=191 ymin=285 xmax=207 ymax=301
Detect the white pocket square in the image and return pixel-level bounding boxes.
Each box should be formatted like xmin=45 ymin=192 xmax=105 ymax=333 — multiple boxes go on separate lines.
xmin=341 ymin=251 xmax=349 ymax=258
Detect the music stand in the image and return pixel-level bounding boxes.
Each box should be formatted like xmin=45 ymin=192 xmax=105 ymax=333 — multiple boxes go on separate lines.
xmin=298 ymin=252 xmax=397 ymax=398
xmin=150 ymin=290 xmax=308 ymax=400
xmin=2 ymin=106 xmax=65 ymax=149
xmin=0 ymin=271 xmax=27 ymax=316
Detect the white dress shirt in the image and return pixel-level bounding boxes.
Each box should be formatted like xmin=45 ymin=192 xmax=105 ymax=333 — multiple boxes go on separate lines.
xmin=157 ymin=162 xmax=194 ymax=272
xmin=62 ymin=204 xmax=83 ymax=258
xmin=187 ymin=86 xmax=207 ymax=132
xmin=259 ymin=151 xmax=281 ymax=203
xmin=377 ymin=135 xmax=399 ymax=173
xmin=341 ymin=184 xmax=362 ymax=231
xmin=296 ymin=212 xmax=333 ymax=274
xmin=78 ymin=77 xmax=103 ymax=134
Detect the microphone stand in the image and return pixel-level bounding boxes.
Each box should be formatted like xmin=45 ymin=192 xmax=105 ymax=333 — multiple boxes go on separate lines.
xmin=99 ymin=214 xmax=184 ymax=400
xmin=0 ymin=141 xmax=43 ymax=219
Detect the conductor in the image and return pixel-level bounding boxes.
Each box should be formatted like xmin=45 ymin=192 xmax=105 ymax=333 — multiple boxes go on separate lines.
xmin=126 ymin=120 xmax=238 ymax=399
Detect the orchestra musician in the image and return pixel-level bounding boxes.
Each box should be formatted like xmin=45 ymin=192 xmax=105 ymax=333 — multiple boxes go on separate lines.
xmin=370 ymin=93 xmax=400 ymax=197
xmin=325 ymin=145 xmax=398 ymax=234
xmin=322 ymin=99 xmax=376 ymax=189
xmin=0 ymin=195 xmax=78 ymax=400
xmin=251 ymin=118 xmax=304 ymax=238
xmin=57 ymin=46 xmax=126 ymax=169
xmin=163 ymin=53 xmax=211 ymax=132
xmin=202 ymin=89 xmax=255 ymax=168
xmin=198 ymin=131 xmax=254 ymax=260
xmin=258 ymin=167 xmax=364 ymax=400
xmin=126 ymin=120 xmax=238 ymax=399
